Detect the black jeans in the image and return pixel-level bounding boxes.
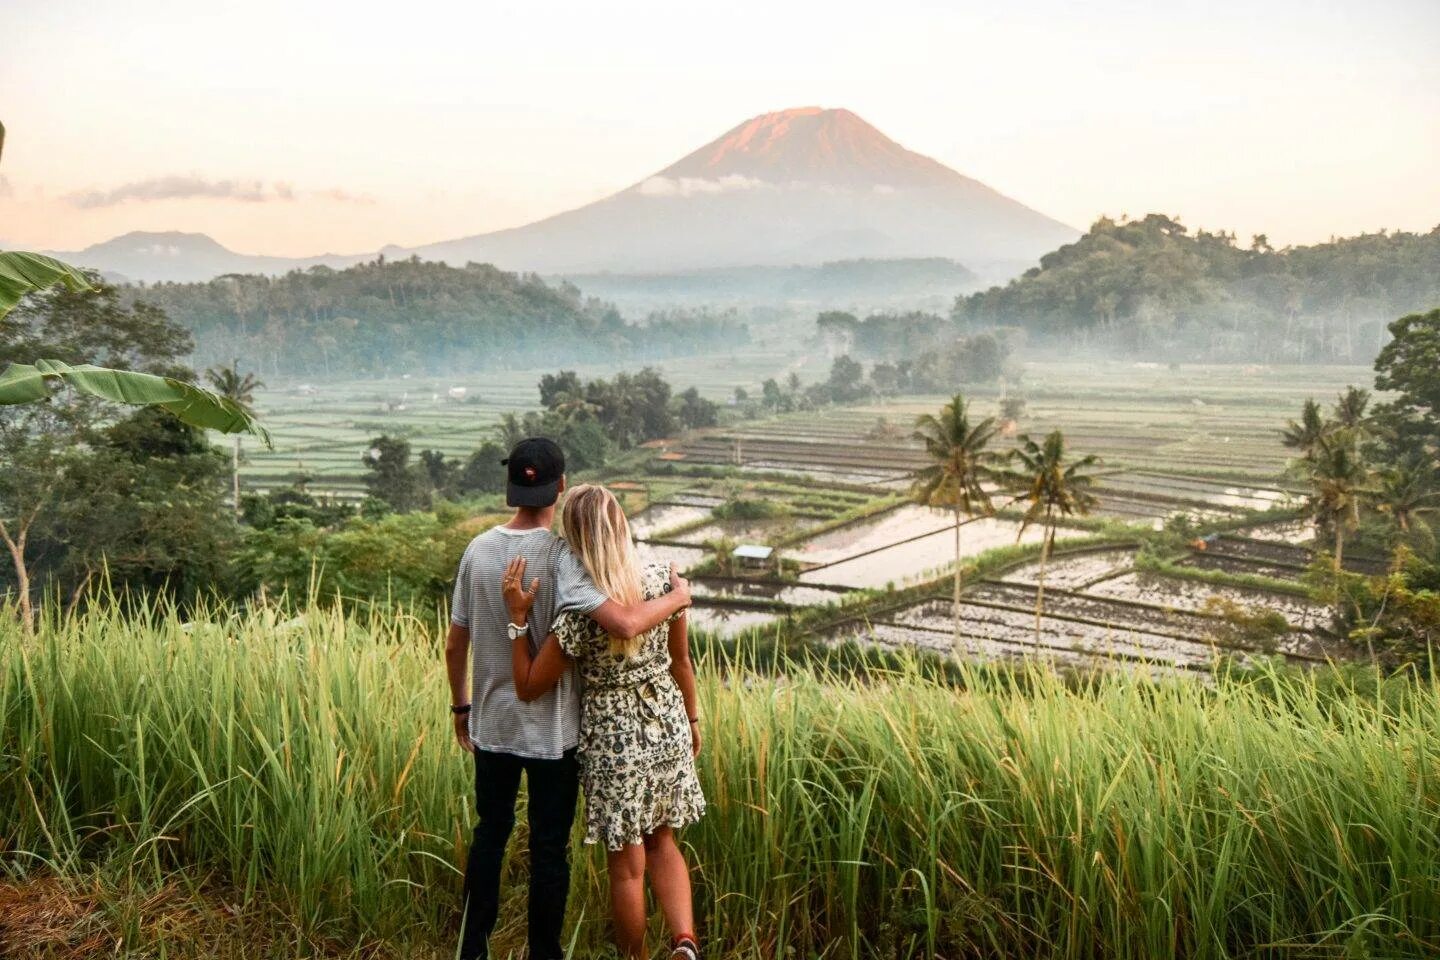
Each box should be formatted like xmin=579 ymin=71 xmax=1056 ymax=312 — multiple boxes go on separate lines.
xmin=459 ymin=747 xmax=580 ymax=960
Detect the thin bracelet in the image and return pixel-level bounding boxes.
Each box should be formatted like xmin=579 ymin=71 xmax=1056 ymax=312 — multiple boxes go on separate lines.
xmin=688 ymin=716 xmax=699 ymax=724
xmin=451 ymin=703 xmax=472 ymax=715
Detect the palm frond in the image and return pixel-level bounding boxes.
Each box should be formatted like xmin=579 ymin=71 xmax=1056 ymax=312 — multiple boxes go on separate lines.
xmin=0 ymin=359 xmax=272 ymax=444
xmin=0 ymin=251 xmax=95 ymax=319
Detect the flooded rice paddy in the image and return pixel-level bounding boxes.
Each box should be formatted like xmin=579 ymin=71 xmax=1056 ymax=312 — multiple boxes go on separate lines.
xmin=797 ymin=515 xmax=1078 ymax=590
xmin=1088 ymin=572 xmax=1329 ymax=630
xmin=628 ymin=503 xmax=713 ymax=540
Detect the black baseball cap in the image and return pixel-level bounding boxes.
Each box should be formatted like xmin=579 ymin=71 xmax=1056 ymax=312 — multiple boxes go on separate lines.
xmin=503 ymin=437 xmax=565 ymax=507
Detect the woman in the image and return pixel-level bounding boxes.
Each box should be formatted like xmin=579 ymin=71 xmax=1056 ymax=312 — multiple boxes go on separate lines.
xmin=502 ymin=483 xmax=705 ymax=960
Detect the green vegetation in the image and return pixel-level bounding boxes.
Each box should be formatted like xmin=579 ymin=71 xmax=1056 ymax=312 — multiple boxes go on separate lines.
xmin=0 ymin=281 xmax=244 ymax=627
xmin=129 ymin=258 xmax=751 ymax=376
xmin=955 ymin=214 xmax=1440 ymax=361
xmin=1005 ymin=430 xmax=1102 ymax=635
xmin=1279 ymin=334 xmax=1440 ymax=665
xmin=3 ymin=600 xmax=1436 ymax=958
xmin=710 ymin=496 xmax=788 ymax=521
xmin=0 ymin=127 xmax=262 ymax=441
xmin=910 ymin=394 xmax=1002 ymax=652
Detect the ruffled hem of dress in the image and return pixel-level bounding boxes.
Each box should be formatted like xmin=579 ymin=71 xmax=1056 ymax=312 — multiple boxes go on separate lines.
xmin=584 ymin=797 xmax=708 ymax=852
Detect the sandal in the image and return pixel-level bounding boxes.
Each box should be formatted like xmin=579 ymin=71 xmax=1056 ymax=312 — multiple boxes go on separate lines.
xmin=669 ymin=934 xmax=699 ymax=960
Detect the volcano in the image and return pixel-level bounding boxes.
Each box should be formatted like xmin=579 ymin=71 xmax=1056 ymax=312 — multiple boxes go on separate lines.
xmin=409 ymin=107 xmax=1076 ymax=274
xmin=53 ymin=108 xmax=1077 ymax=283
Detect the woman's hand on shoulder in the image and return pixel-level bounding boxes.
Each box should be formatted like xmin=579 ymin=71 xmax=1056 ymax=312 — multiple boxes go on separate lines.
xmin=502 ymin=556 xmax=539 ymax=623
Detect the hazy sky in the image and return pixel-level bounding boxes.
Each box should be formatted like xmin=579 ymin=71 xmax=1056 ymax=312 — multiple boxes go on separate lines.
xmin=3 ymin=0 xmax=1437 ymax=256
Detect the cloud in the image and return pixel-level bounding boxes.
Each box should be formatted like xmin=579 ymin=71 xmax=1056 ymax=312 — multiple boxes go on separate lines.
xmin=64 ymin=175 xmax=290 ymax=208
xmin=637 ymin=174 xmax=768 ymax=198
xmin=62 ymin=176 xmax=379 ymax=209
xmin=315 ymin=187 xmax=377 ymax=205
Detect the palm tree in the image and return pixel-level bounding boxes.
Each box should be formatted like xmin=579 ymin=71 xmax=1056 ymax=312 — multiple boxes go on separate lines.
xmin=1281 ymin=398 xmax=1327 ymax=462
xmin=911 ymin=394 xmax=1001 ymax=654
xmin=205 ymin=361 xmax=265 ymax=518
xmin=1373 ymin=452 xmax=1440 ymax=550
xmin=1007 ymin=431 xmax=1100 ymax=639
xmin=1309 ymin=433 xmax=1370 ymax=575
xmin=1333 ymin=386 xmax=1370 ymax=432
xmin=493 ymin=413 xmax=525 ymax=449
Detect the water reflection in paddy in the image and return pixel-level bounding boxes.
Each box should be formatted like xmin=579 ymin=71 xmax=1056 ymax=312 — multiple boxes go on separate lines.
xmin=629 ymin=504 xmax=712 ymax=540
xmin=687 ymin=606 xmax=781 ymax=636
xmin=800 ymin=517 xmax=1080 ymax=590
xmin=784 ymin=505 xmax=952 ymax=566
xmin=635 ymin=542 xmax=708 ymax=574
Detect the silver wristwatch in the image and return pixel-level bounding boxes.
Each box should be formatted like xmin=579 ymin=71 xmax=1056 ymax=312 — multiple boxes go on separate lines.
xmin=507 ymin=621 xmax=530 ymax=640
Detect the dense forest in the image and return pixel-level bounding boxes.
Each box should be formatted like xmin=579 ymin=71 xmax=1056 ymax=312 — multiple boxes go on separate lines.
xmin=124 ymin=256 xmax=750 ymax=377
xmin=954 ymin=214 xmax=1440 ymax=361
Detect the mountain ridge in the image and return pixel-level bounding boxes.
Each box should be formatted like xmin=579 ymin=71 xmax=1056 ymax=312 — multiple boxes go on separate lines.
xmin=46 ymin=107 xmax=1078 ymax=283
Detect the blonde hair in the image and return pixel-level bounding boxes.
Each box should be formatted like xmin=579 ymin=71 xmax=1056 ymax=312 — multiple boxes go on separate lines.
xmin=561 ymin=483 xmax=646 ymax=657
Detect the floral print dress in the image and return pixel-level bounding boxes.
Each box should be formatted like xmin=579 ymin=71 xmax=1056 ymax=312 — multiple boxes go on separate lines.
xmin=552 ymin=562 xmax=707 ymax=850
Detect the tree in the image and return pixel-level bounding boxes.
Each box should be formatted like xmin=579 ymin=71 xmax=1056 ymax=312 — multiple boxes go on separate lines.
xmin=0 ymin=280 xmax=240 ymax=626
xmin=1308 ymin=432 xmax=1370 ymax=575
xmin=458 ymin=442 xmax=509 ymax=497
xmin=1333 ymin=386 xmax=1371 ymax=432
xmin=361 ymin=435 xmax=429 ymax=513
xmin=39 ymin=409 xmax=235 ymax=606
xmin=205 ymin=361 xmax=264 ymax=518
xmin=819 ymin=355 xmax=870 ymax=404
xmin=418 ymin=449 xmax=459 ymax=500
xmin=1373 ymin=451 xmax=1440 ymax=551
xmin=538 ymin=370 xmax=583 ymax=409
xmin=0 ymin=124 xmax=262 ymax=440
xmin=494 ymin=413 xmax=525 ymax=450
xmin=1282 ymin=398 xmax=1328 ymax=463
xmin=1374 ymin=308 xmax=1440 ymax=429
xmin=673 ymin=387 xmax=719 ymax=430
xmin=761 ymin=378 xmax=786 ymax=412
xmin=910 ymin=395 xmax=1002 ymax=654
xmin=1006 ymin=431 xmax=1101 ymax=639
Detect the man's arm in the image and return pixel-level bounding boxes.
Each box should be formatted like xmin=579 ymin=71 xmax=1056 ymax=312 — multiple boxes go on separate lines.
xmin=586 ymin=564 xmax=692 ymax=640
xmin=444 ymin=622 xmax=474 ymax=752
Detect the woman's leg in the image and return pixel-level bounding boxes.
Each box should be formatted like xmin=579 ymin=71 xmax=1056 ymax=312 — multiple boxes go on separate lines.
xmin=606 ymin=843 xmax=649 ymax=959
xmin=643 ymin=826 xmax=695 ymax=941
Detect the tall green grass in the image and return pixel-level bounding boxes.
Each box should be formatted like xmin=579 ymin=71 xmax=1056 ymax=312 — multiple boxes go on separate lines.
xmin=2 ymin=599 xmax=1437 ymax=958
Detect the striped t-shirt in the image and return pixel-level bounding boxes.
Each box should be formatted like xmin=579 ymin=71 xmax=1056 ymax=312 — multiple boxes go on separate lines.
xmin=450 ymin=525 xmax=607 ymax=759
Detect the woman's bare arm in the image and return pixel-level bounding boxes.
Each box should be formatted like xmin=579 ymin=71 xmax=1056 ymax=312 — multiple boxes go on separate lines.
xmin=512 ymin=631 xmax=571 ymax=702
xmin=666 ymin=612 xmax=701 ymax=756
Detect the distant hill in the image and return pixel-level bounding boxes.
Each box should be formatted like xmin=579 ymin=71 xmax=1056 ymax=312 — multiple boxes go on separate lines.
xmin=564 ymin=257 xmax=980 ymax=314
xmin=46 ymin=231 xmax=369 ymax=284
xmin=412 ymin=107 xmax=1076 ymax=275
xmin=126 ymin=256 xmax=748 ymax=377
xmin=955 ymin=214 xmax=1440 ymax=362
xmin=49 ymin=107 xmax=1075 ymax=285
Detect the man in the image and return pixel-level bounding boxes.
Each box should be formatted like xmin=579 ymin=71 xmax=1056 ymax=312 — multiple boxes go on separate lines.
xmin=445 ymin=437 xmax=691 ymax=960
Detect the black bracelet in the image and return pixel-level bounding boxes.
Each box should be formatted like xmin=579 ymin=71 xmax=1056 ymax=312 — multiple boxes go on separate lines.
xmin=688 ymin=716 xmax=699 ymax=724
xmin=451 ymin=703 xmax=472 ymax=715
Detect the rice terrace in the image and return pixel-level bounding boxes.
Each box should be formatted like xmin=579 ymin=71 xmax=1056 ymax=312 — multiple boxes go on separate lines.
xmin=4 ymin=5 xmax=1440 ymax=959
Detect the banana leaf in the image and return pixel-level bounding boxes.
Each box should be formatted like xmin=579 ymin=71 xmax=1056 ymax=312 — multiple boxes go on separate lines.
xmin=0 ymin=359 xmax=271 ymax=444
xmin=0 ymin=250 xmax=95 ymax=319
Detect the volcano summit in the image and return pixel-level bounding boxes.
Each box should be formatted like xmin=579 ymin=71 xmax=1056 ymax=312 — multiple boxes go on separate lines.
xmin=410 ymin=106 xmax=1076 ymax=275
